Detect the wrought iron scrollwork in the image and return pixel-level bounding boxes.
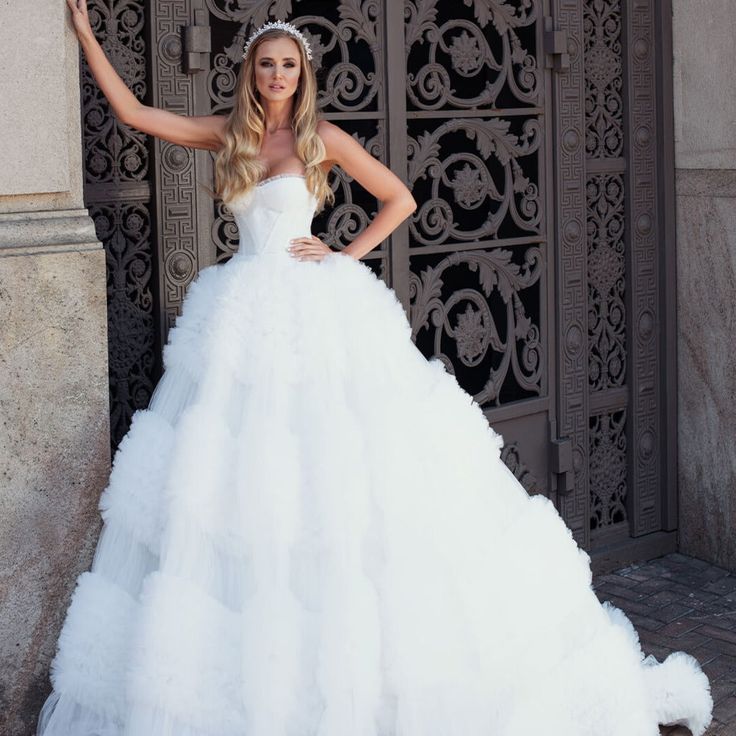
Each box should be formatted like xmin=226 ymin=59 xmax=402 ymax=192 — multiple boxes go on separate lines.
xmin=409 ymin=247 xmax=543 ymax=407
xmin=583 ymin=0 xmax=623 ymax=159
xmin=583 ymin=0 xmax=635 ymax=539
xmin=405 ymin=1 xmax=546 ymax=468
xmin=82 ymin=0 xmax=155 ymax=449
xmin=501 ymin=442 xmax=541 ymax=494
xmin=589 ymin=409 xmax=627 ymax=530
xmin=407 ymin=117 xmax=542 ymax=246
xmin=94 ymin=202 xmax=155 ymax=435
xmin=84 ymin=1 xmax=148 ymax=183
xmin=587 ymin=173 xmax=626 ymax=390
xmin=405 ymin=0 xmax=541 ymax=110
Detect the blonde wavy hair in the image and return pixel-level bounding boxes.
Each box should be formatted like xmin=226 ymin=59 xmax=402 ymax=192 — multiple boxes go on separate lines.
xmin=213 ymin=28 xmax=334 ymax=213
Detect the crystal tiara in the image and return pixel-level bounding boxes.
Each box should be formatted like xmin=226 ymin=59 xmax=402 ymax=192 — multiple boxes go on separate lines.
xmin=242 ymin=20 xmax=313 ymax=61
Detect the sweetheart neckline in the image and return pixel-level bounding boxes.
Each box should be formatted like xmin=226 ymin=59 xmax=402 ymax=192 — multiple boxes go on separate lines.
xmin=225 ymin=173 xmax=312 ymax=209
xmin=256 ymin=173 xmax=307 ymax=188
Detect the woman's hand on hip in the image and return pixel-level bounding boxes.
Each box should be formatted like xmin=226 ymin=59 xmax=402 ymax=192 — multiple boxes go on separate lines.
xmin=287 ymin=236 xmax=334 ymax=262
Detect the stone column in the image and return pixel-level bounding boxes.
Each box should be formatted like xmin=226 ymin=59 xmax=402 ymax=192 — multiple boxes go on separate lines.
xmin=673 ymin=1 xmax=736 ymax=570
xmin=0 ymin=2 xmax=111 ymax=734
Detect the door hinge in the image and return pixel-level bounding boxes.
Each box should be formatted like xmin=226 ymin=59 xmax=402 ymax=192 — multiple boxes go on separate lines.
xmin=184 ymin=9 xmax=211 ymax=74
xmin=550 ymin=436 xmax=574 ymax=495
xmin=543 ymin=16 xmax=569 ymax=72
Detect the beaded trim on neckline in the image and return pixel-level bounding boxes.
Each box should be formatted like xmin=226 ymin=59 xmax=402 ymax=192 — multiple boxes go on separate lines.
xmin=256 ymin=173 xmax=307 ymax=188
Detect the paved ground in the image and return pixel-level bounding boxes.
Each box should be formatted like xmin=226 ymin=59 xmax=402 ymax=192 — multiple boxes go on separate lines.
xmin=593 ymin=553 xmax=736 ymax=736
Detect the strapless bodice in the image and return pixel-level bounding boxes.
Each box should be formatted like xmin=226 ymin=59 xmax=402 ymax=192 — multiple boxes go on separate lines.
xmin=225 ymin=174 xmax=318 ymax=259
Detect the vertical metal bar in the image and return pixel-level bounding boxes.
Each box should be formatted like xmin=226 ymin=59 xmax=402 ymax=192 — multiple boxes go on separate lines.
xmin=550 ymin=0 xmax=590 ymax=548
xmin=623 ymin=0 xmax=661 ymax=537
xmin=149 ymin=0 xmax=199 ymax=339
xmin=552 ymin=0 xmax=590 ymax=548
xmin=655 ymin=0 xmax=678 ymax=531
xmin=383 ymin=1 xmax=411 ymax=308
xmin=190 ymin=2 xmax=215 ymax=268
xmin=541 ymin=0 xmax=560 ymax=499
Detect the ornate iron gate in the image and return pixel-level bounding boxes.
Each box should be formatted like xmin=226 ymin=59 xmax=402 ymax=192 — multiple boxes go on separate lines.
xmin=148 ymin=0 xmax=557 ymax=517
xmin=84 ymin=0 xmax=676 ymax=568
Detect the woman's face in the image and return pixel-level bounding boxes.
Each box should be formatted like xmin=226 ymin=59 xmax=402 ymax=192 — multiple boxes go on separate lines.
xmin=253 ymin=36 xmax=302 ymax=102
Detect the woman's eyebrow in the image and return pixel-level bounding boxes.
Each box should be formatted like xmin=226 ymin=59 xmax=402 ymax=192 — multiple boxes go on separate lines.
xmin=258 ymin=56 xmax=297 ymax=61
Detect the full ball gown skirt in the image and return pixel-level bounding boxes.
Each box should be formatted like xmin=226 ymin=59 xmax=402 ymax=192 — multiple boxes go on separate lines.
xmin=37 ymin=174 xmax=713 ymax=736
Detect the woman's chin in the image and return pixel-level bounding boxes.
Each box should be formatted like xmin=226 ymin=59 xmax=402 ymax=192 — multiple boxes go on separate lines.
xmin=260 ymin=89 xmax=294 ymax=101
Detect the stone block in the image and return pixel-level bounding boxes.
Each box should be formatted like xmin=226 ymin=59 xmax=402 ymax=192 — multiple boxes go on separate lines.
xmin=676 ymin=170 xmax=736 ymax=572
xmin=0 ymin=243 xmax=109 ymax=735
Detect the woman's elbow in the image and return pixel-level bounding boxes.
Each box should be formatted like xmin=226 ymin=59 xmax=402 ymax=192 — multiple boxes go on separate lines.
xmin=399 ymin=191 xmax=417 ymax=217
xmin=117 ymin=102 xmax=146 ymax=129
xmin=381 ymin=186 xmax=416 ymax=218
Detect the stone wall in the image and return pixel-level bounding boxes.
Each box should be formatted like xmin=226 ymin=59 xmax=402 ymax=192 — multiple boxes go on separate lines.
xmin=0 ymin=2 xmax=110 ymax=734
xmin=673 ymin=1 xmax=736 ymax=570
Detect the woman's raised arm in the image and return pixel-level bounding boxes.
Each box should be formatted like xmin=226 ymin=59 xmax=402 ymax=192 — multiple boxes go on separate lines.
xmin=67 ymin=0 xmax=226 ymax=151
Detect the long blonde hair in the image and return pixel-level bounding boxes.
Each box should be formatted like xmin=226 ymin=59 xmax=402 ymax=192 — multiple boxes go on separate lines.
xmin=213 ymin=29 xmax=334 ymax=212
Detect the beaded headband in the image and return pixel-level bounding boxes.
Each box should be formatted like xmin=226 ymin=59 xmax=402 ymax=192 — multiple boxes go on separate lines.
xmin=242 ymin=20 xmax=313 ymax=61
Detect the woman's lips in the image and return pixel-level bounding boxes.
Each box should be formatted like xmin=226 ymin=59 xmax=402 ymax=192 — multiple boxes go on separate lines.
xmin=269 ymin=84 xmax=285 ymax=90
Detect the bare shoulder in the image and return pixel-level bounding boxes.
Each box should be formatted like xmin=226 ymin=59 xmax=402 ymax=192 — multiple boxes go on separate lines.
xmin=316 ymin=119 xmax=353 ymax=159
xmin=317 ymin=120 xmax=357 ymax=154
xmin=316 ymin=119 xmax=347 ymax=142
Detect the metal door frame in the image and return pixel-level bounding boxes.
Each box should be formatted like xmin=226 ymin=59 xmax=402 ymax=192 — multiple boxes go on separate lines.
xmin=549 ymin=0 xmax=677 ymax=569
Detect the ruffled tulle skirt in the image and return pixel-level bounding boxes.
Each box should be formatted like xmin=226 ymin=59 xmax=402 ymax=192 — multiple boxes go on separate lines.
xmin=37 ymin=251 xmax=712 ymax=736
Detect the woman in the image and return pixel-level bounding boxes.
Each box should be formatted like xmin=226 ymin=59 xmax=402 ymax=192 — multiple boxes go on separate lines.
xmin=37 ymin=2 xmax=713 ymax=735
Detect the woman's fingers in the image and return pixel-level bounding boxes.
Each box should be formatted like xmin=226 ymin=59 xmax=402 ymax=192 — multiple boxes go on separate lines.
xmin=292 ymin=251 xmax=327 ymax=260
xmin=66 ymin=0 xmax=91 ymax=36
xmin=288 ymin=236 xmax=329 ymax=257
xmin=287 ymin=238 xmax=332 ymax=261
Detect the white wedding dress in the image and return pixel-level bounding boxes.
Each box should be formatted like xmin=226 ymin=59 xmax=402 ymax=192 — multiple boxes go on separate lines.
xmin=37 ymin=173 xmax=713 ymax=736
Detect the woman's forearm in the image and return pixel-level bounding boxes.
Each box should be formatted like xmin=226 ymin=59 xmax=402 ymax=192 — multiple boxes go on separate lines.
xmin=341 ymin=195 xmax=416 ymax=260
xmin=78 ymin=32 xmax=143 ymax=125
